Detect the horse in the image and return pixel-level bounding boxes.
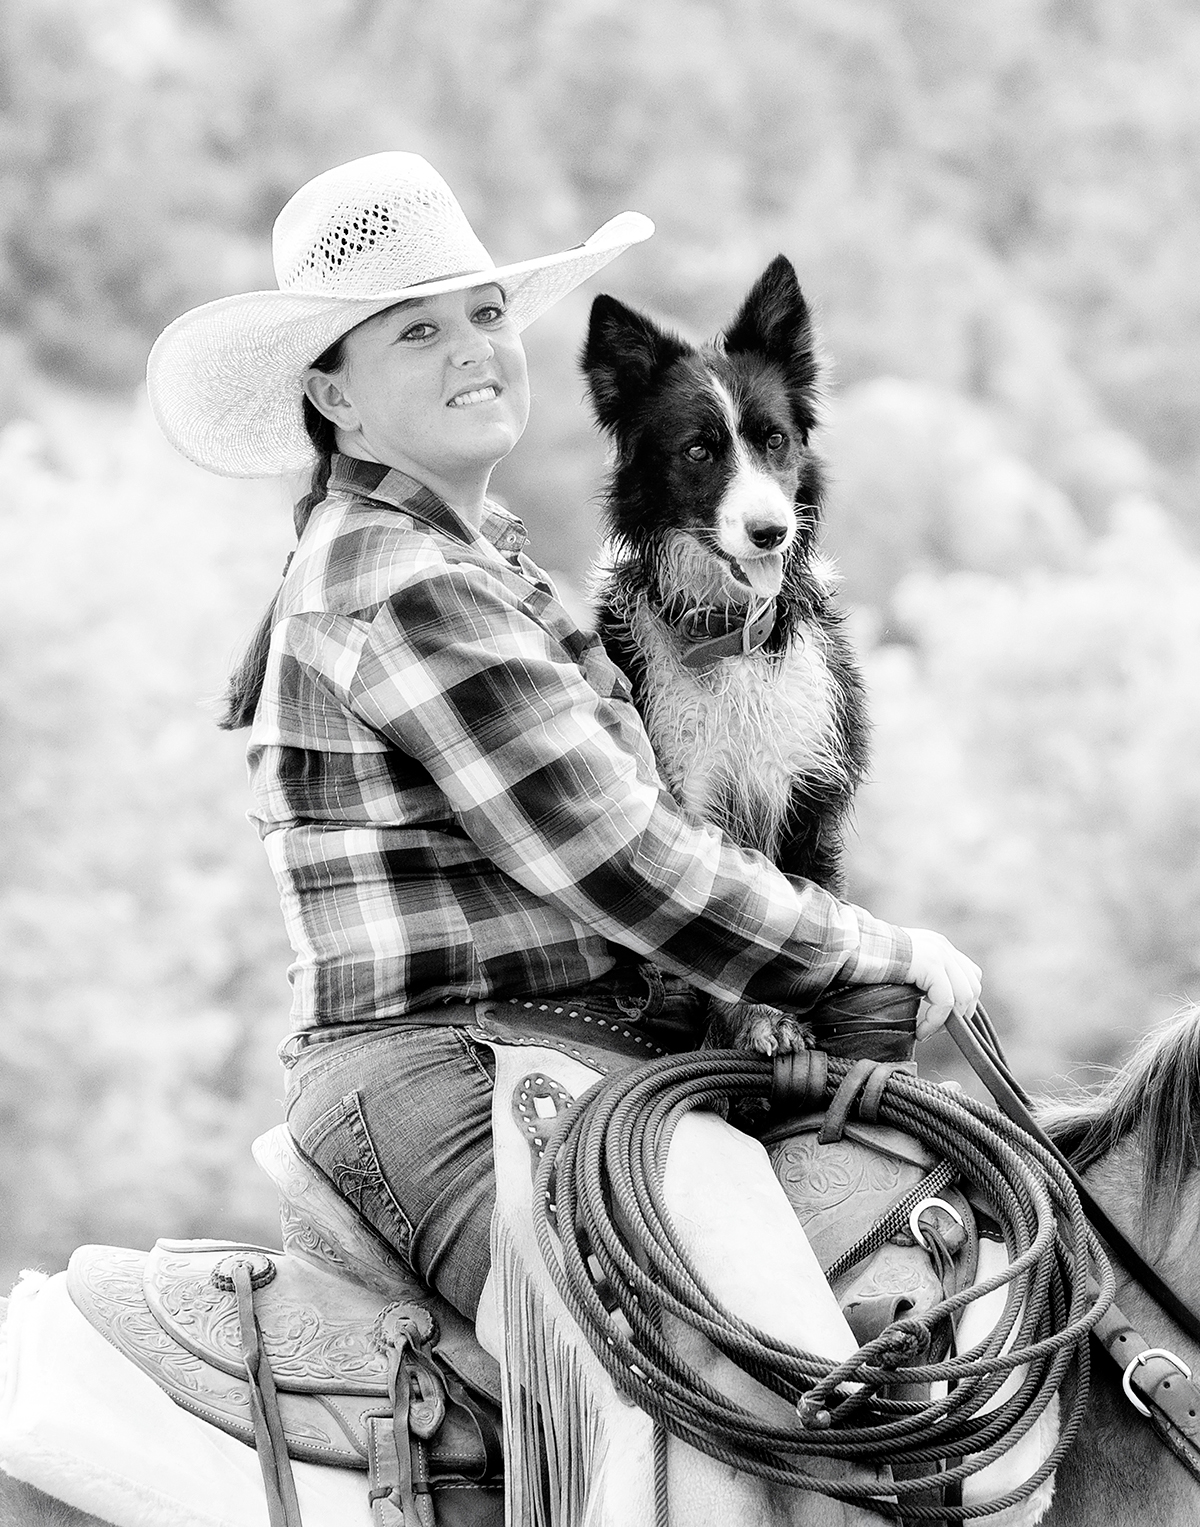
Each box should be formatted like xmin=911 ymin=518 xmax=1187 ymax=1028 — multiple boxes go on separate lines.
xmin=1037 ymin=1003 xmax=1200 ymax=1525
xmin=4 ymin=1005 xmax=1200 ymax=1527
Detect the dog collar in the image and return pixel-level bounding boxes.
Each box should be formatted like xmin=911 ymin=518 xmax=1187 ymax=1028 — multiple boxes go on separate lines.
xmin=673 ymin=596 xmax=778 ymax=671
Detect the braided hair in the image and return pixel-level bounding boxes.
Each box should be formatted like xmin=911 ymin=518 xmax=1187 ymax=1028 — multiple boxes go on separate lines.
xmin=216 ymin=335 xmax=347 ymax=730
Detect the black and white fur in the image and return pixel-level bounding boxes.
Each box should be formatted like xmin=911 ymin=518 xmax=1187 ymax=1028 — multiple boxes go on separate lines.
xmin=582 ymin=256 xmax=869 ymax=1052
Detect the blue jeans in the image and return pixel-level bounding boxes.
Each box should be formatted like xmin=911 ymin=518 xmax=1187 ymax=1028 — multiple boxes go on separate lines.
xmin=280 ymin=972 xmax=705 ymax=1320
xmin=284 ymin=1023 xmax=498 ymax=1319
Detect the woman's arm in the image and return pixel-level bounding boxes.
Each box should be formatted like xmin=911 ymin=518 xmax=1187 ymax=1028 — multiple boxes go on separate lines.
xmin=347 ymin=560 xmax=915 ymax=1013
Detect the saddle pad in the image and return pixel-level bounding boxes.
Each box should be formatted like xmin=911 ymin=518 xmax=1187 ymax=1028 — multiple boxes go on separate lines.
xmin=0 ymin=1269 xmax=371 ymax=1527
xmin=66 ymin=1241 xmax=494 ymax=1473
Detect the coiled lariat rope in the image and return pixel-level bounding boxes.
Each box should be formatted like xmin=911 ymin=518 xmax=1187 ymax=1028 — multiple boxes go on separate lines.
xmin=531 ymin=1049 xmax=1116 ymax=1522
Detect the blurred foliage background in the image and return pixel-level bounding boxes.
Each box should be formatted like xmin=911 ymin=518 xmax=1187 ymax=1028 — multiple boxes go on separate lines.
xmin=4 ymin=0 xmax=1200 ymax=1287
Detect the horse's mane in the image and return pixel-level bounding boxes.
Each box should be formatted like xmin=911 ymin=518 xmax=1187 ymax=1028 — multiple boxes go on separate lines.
xmin=1038 ymin=1004 xmax=1200 ymax=1222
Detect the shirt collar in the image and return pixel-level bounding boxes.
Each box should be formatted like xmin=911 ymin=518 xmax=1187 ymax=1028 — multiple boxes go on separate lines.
xmin=326 ymin=454 xmax=528 ymax=558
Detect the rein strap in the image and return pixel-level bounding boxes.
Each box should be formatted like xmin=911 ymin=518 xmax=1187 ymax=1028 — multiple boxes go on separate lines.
xmin=945 ymin=1012 xmax=1200 ymax=1351
xmin=946 ymin=1010 xmax=1200 ymax=1485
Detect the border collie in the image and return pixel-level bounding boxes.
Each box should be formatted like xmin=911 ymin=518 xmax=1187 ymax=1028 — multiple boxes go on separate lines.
xmin=582 ymin=256 xmax=868 ymax=1053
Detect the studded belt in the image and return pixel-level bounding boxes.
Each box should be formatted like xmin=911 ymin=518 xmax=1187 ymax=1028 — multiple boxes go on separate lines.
xmin=278 ymin=965 xmax=705 ymax=1071
xmin=466 ymin=990 xmax=701 ymax=1077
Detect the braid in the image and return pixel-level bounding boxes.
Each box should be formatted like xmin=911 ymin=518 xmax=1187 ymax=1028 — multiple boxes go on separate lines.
xmin=216 ymin=340 xmax=345 ymax=730
xmin=291 ymin=404 xmax=338 ymax=539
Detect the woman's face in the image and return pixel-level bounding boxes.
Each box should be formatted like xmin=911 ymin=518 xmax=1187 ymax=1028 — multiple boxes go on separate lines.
xmin=307 ymin=283 xmax=530 ymax=505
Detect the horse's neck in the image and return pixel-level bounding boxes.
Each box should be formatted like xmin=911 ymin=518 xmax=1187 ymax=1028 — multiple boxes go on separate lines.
xmin=1045 ymin=1138 xmax=1200 ymax=1525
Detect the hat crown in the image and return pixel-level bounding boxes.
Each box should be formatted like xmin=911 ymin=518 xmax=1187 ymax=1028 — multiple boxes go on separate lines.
xmin=272 ymin=151 xmax=494 ymax=298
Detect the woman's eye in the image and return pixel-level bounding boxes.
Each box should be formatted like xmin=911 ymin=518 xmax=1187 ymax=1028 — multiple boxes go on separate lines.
xmin=399 ymin=322 xmax=437 ymax=342
xmin=766 ymin=431 xmax=786 ymax=451
xmin=474 ymin=304 xmax=506 ymax=324
xmin=686 ymin=443 xmax=711 ymax=462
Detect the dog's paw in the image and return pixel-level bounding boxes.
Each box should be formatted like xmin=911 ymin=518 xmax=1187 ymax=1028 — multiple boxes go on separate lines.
xmin=745 ymin=1008 xmax=814 ymax=1056
xmin=709 ymin=1000 xmax=814 ymax=1056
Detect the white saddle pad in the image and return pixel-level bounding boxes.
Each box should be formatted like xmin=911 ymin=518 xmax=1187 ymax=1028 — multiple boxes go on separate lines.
xmin=0 ymin=1269 xmax=372 ymax=1527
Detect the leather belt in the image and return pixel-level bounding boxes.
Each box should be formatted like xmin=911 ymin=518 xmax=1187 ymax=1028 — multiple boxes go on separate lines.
xmin=282 ymin=986 xmax=703 ymax=1073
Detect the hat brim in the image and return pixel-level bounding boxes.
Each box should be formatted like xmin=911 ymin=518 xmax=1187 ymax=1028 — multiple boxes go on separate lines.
xmin=147 ymin=211 xmax=654 ymax=478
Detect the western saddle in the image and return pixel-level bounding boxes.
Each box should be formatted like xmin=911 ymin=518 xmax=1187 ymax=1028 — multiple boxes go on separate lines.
xmin=67 ymin=1124 xmax=503 ymax=1527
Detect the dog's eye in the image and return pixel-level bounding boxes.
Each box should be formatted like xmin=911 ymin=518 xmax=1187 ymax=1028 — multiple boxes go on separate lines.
xmin=766 ymin=431 xmax=786 ymax=451
xmin=685 ymin=444 xmax=711 ymax=463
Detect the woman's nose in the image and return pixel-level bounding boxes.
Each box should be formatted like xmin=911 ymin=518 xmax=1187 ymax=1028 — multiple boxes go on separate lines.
xmin=449 ymin=324 xmax=494 ymax=367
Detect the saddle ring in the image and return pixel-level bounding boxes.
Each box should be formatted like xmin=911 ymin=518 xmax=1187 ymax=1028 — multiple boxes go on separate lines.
xmin=1121 ymin=1347 xmax=1193 ymax=1418
xmin=908 ymin=1197 xmax=965 ymax=1251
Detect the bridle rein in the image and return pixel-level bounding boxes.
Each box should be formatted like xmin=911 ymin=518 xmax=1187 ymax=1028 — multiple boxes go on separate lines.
xmin=946 ymin=1009 xmax=1200 ymax=1489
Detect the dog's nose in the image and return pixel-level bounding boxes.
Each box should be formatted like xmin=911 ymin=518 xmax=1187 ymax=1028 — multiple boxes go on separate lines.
xmin=746 ymin=522 xmax=788 ymax=551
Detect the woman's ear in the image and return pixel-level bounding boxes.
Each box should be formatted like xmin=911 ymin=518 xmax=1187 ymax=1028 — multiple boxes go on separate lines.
xmin=303 ymin=367 xmax=359 ymax=431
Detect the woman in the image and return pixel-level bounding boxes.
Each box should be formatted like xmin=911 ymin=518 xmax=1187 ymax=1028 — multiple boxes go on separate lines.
xmin=148 ymin=151 xmax=981 ymax=1321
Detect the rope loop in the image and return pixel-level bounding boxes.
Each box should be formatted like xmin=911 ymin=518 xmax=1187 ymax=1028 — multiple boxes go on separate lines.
xmin=532 ymin=1048 xmax=1116 ymax=1521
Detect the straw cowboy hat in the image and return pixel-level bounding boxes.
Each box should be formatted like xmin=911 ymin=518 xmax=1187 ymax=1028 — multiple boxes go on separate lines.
xmin=147 ymin=151 xmax=654 ymax=477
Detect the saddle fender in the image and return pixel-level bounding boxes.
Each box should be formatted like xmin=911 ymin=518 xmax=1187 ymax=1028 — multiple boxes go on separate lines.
xmin=761 ymin=1112 xmax=979 ymax=1348
xmin=66 ymin=1241 xmax=504 ymax=1526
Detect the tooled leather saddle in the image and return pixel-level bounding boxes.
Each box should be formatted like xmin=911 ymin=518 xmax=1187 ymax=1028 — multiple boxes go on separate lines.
xmin=67 ymin=1126 xmax=505 ymax=1527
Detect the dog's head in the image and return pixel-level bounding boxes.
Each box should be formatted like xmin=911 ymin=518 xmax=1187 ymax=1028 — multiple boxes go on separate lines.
xmin=582 ymin=256 xmax=825 ymax=602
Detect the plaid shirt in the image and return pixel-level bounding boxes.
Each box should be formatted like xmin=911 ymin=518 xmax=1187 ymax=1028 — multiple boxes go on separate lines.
xmin=247 ymin=456 xmax=911 ymax=1031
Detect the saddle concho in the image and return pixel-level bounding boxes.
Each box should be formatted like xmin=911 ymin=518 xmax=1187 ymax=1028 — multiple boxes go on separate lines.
xmin=66 ymin=1239 xmax=503 ymax=1527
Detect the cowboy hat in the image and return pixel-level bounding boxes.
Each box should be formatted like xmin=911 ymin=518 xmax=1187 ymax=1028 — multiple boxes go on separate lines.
xmin=147 ymin=151 xmax=654 ymax=477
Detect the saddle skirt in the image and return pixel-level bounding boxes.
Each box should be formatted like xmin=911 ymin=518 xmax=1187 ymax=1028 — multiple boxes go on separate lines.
xmin=66 ymin=1240 xmax=499 ymax=1478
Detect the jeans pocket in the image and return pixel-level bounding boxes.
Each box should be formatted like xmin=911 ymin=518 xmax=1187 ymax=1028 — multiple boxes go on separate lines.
xmin=296 ymin=1089 xmax=416 ymax=1263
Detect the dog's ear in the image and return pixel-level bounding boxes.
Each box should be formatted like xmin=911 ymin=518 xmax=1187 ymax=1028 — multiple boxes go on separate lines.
xmin=581 ymin=295 xmax=689 ymax=433
xmin=722 ymin=256 xmax=822 ymax=438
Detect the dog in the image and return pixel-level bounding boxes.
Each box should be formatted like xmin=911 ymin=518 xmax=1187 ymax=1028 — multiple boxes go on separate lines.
xmin=581 ymin=255 xmax=869 ymax=1053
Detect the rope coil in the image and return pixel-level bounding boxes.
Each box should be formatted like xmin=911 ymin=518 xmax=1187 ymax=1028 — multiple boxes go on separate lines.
xmin=531 ymin=1049 xmax=1116 ymax=1521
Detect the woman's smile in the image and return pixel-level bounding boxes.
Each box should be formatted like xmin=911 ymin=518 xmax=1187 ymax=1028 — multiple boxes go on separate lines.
xmin=447 ymin=382 xmax=502 ymax=408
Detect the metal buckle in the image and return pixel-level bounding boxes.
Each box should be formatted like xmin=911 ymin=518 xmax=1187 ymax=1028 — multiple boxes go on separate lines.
xmin=1122 ymin=1347 xmax=1193 ymax=1418
xmin=908 ymin=1197 xmax=965 ymax=1250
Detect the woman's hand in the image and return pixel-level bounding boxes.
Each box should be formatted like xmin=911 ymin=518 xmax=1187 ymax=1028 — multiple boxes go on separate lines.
xmin=903 ymin=928 xmax=982 ymax=1041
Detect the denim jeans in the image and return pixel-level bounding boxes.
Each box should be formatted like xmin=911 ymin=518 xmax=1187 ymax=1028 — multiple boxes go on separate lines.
xmin=284 ymin=1023 xmax=499 ymax=1319
xmin=280 ymin=964 xmax=707 ymax=1321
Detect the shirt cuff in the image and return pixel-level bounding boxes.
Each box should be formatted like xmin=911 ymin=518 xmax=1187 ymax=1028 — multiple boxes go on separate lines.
xmin=834 ymin=902 xmax=914 ymax=987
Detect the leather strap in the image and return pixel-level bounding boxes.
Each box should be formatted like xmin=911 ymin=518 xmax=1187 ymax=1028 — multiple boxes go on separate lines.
xmin=442 ymin=1368 xmax=505 ymax=1481
xmin=818 ymin=1058 xmax=893 ymax=1144
xmin=388 ymin=1348 xmax=426 ymax=1527
xmin=230 ymin=1258 xmax=303 ymax=1527
xmin=369 ymin=1306 xmax=446 ymax=1527
xmin=1093 ymin=1299 xmax=1200 ymax=1449
xmin=771 ymin=1046 xmax=828 ymax=1115
xmin=676 ymin=596 xmax=777 ymax=671
xmin=367 ymin=1414 xmax=409 ymax=1526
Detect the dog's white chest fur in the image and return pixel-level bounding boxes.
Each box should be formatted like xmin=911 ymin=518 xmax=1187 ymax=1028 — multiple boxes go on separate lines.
xmin=629 ymin=601 xmax=844 ymax=858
